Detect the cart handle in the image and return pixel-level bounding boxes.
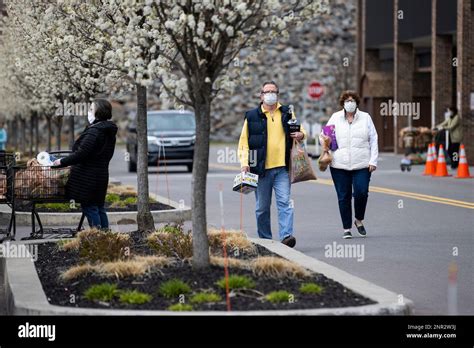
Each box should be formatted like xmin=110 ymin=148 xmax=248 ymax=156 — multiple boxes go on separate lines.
xmin=49 ymin=150 xmax=73 ymax=155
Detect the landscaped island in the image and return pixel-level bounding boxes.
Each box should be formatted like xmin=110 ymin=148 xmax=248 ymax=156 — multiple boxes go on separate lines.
xmin=34 ymin=226 xmax=375 ymax=311
xmin=15 ymin=185 xmax=173 ymax=213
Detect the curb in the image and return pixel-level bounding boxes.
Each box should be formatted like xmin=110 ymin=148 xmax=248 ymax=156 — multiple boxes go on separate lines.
xmin=251 ymin=238 xmax=413 ymax=315
xmin=2 ymin=238 xmax=413 ymax=315
xmin=0 ymin=193 xmax=191 ymax=227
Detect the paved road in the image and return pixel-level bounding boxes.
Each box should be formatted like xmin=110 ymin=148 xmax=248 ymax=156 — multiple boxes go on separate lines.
xmin=109 ymin=144 xmax=473 ymax=315
xmin=8 ymin=144 xmax=474 ymax=315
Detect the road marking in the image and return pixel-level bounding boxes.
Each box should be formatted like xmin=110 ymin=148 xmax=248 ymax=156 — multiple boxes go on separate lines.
xmin=209 ymin=163 xmax=474 ymax=210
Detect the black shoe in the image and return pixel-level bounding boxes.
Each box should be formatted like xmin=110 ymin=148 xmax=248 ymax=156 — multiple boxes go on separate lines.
xmin=343 ymin=231 xmax=352 ymax=239
xmin=281 ymin=235 xmax=296 ymax=248
xmin=354 ymin=220 xmax=367 ymax=237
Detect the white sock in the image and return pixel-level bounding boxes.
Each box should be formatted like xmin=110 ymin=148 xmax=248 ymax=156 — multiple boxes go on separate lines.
xmin=344 ymin=229 xmax=351 ymax=232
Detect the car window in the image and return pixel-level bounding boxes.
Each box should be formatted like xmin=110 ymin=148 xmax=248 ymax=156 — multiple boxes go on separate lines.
xmin=147 ymin=113 xmax=195 ymax=131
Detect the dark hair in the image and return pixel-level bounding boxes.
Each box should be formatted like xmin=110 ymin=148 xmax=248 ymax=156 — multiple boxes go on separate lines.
xmin=261 ymin=81 xmax=279 ymax=94
xmin=93 ymin=99 xmax=112 ymax=121
xmin=446 ymin=105 xmax=457 ymax=115
xmin=339 ymin=90 xmax=360 ymax=107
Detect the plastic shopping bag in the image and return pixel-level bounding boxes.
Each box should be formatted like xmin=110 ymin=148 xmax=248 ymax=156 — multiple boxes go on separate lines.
xmin=290 ymin=140 xmax=317 ymax=184
xmin=318 ymin=134 xmax=333 ymax=172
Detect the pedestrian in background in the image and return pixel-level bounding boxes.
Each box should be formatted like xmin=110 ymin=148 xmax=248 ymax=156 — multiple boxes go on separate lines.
xmin=238 ymin=81 xmax=306 ymax=248
xmin=434 ymin=105 xmax=462 ymax=169
xmin=53 ymin=99 xmax=117 ymax=230
xmin=321 ymin=90 xmax=378 ymax=239
xmin=0 ymin=122 xmax=7 ymax=151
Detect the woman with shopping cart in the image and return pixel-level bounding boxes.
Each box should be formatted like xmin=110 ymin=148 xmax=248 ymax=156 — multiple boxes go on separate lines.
xmin=53 ymin=99 xmax=117 ymax=230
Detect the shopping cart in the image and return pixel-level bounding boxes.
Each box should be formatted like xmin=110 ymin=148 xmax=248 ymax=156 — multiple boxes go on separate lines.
xmin=12 ymin=151 xmax=85 ymax=240
xmin=0 ymin=152 xmax=16 ymax=242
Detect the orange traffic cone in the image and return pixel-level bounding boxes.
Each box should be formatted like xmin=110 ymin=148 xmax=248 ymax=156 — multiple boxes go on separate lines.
xmin=423 ymin=143 xmax=436 ymax=175
xmin=455 ymin=144 xmax=473 ymax=179
xmin=433 ymin=145 xmax=451 ymax=177
xmin=432 ymin=143 xmax=438 ymax=166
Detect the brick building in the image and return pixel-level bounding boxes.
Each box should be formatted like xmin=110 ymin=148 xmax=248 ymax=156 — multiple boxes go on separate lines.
xmin=356 ymin=0 xmax=473 ymax=162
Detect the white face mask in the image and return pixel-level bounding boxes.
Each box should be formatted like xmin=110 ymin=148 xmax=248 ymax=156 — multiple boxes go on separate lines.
xmin=444 ymin=110 xmax=452 ymax=118
xmin=263 ymin=93 xmax=278 ymax=106
xmin=344 ymin=100 xmax=357 ymax=113
xmin=88 ymin=104 xmax=95 ymax=124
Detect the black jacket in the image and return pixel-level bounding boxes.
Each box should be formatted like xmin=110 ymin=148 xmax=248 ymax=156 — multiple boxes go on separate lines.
xmin=59 ymin=120 xmax=117 ymax=205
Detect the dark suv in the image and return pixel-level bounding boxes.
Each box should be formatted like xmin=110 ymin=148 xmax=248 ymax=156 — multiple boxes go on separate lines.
xmin=126 ymin=110 xmax=196 ymax=173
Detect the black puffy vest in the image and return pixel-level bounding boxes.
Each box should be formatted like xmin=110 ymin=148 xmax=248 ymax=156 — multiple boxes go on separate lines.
xmin=245 ymin=104 xmax=293 ymax=177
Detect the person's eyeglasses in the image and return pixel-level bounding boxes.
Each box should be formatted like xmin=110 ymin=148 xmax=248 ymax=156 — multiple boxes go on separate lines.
xmin=261 ymin=91 xmax=278 ymax=95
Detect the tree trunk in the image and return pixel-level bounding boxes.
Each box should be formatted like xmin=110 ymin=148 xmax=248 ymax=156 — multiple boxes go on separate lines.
xmin=12 ymin=119 xmax=18 ymax=150
xmin=56 ymin=116 xmax=62 ymax=151
xmin=68 ymin=115 xmax=75 ymax=150
xmin=29 ymin=113 xmax=34 ymax=155
xmin=136 ymin=84 xmax=155 ymax=232
xmin=35 ymin=114 xmax=40 ymax=153
xmin=20 ymin=117 xmax=26 ymax=154
xmin=191 ymin=98 xmax=211 ymax=269
xmin=47 ymin=116 xmax=52 ymax=152
xmin=7 ymin=120 xmax=12 ymax=149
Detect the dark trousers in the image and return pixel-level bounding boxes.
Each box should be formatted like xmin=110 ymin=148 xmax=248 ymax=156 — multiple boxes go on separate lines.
xmin=330 ymin=167 xmax=372 ymax=230
xmin=81 ymin=203 xmax=109 ymax=229
xmin=448 ymin=141 xmax=460 ymax=169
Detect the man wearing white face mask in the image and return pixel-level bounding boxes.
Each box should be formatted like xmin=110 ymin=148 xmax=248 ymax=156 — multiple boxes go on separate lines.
xmin=238 ymin=81 xmax=307 ymax=248
xmin=320 ymin=90 xmax=378 ymax=239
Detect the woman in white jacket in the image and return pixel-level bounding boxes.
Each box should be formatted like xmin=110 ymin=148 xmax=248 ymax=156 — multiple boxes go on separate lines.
xmin=321 ymin=90 xmax=379 ymax=239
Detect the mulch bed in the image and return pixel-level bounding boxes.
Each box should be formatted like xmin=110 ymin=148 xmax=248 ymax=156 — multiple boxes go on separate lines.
xmin=34 ymin=232 xmax=376 ymax=311
xmin=15 ymin=201 xmax=173 ymax=212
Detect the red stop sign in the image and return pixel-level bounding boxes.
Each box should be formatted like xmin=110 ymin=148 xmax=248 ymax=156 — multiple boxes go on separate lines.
xmin=308 ymin=81 xmax=324 ymax=100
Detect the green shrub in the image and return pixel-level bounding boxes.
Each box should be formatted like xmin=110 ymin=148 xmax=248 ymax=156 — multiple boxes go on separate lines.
xmin=118 ymin=290 xmax=152 ymax=305
xmin=216 ymin=275 xmax=255 ymax=290
xmin=265 ymin=290 xmax=292 ymax=303
xmin=190 ymin=292 xmax=222 ymax=304
xmin=84 ymin=283 xmax=118 ymax=302
xmin=299 ymin=282 xmax=324 ymax=295
xmin=123 ymin=196 xmax=138 ymax=205
xmin=168 ymin=303 xmax=193 ymax=311
xmin=78 ymin=229 xmax=130 ymax=262
xmin=159 ymin=279 xmax=191 ymax=298
xmin=110 ymin=200 xmax=128 ymax=208
xmin=36 ymin=202 xmax=76 ymax=212
xmin=56 ymin=239 xmax=72 ymax=249
xmin=105 ymin=193 xmax=121 ymax=204
xmin=157 ymin=224 xmax=184 ymax=234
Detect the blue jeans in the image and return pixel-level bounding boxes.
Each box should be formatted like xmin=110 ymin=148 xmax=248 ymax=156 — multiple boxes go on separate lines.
xmin=254 ymin=166 xmax=294 ymax=240
xmin=330 ymin=167 xmax=372 ymax=230
xmin=81 ymin=204 xmax=109 ymax=229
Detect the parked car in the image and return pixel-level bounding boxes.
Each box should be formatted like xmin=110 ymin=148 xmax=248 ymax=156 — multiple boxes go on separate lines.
xmin=126 ymin=110 xmax=196 ymax=173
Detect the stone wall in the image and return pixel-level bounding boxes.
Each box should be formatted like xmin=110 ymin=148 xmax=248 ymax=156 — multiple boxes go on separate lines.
xmin=119 ymin=0 xmax=357 ymax=143
xmin=210 ymin=0 xmax=357 ymax=141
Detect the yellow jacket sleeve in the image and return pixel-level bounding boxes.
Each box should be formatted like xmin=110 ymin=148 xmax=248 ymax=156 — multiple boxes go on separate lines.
xmin=238 ymin=119 xmax=249 ymax=168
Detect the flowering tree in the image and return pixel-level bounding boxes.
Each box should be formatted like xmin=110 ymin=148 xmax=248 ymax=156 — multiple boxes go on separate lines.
xmin=0 ymin=6 xmax=58 ymax=154
xmin=44 ymin=1 xmax=172 ymax=232
xmin=1 ymin=0 xmax=323 ymax=269
xmin=1 ymin=1 xmax=166 ymax=231
xmin=152 ymin=0 xmax=322 ymax=268
xmin=0 ymin=1 xmax=113 ymax=152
